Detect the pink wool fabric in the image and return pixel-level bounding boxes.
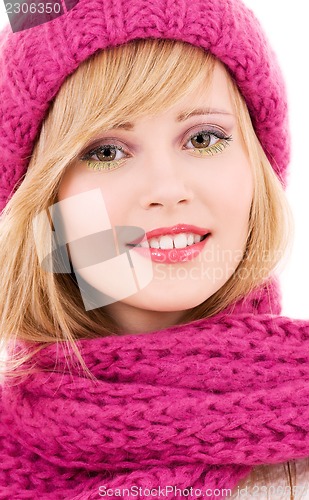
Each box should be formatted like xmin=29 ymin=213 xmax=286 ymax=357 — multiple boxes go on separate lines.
xmin=2 ymin=278 xmax=309 ymax=499
xmin=0 ymin=0 xmax=290 ymax=213
xmin=0 ymin=1 xmax=302 ymax=498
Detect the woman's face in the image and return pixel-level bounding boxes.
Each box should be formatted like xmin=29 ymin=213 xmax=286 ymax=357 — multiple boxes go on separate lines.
xmin=57 ymin=61 xmax=254 ymax=333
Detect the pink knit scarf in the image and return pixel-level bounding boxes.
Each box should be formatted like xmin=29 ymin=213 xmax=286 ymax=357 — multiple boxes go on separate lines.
xmin=1 ymin=278 xmax=309 ymax=499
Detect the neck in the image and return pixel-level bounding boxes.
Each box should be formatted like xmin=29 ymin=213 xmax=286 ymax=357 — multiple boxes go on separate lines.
xmin=103 ymin=302 xmax=188 ymax=335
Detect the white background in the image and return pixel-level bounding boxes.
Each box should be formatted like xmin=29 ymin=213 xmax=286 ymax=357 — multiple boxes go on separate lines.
xmin=0 ymin=2 xmax=308 ymax=319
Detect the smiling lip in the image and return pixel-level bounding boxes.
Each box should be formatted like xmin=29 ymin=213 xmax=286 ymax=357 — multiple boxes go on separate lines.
xmin=145 ymin=224 xmax=210 ymax=240
xmin=126 ymin=224 xmax=211 ymax=264
xmin=128 ymin=224 xmax=211 ymax=245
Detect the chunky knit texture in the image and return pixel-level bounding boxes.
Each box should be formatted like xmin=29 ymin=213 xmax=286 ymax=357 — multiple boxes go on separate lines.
xmin=0 ymin=0 xmax=290 ymax=213
xmin=1 ymin=278 xmax=309 ymax=499
xmin=0 ymin=1 xmax=299 ymax=498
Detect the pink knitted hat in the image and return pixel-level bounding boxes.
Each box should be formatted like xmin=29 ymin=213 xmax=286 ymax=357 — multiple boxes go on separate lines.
xmin=0 ymin=0 xmax=290 ymax=213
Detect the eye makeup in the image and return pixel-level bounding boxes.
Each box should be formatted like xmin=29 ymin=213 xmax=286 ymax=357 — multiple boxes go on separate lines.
xmin=79 ymin=126 xmax=233 ymax=172
xmin=80 ymin=144 xmax=128 ymax=172
xmin=184 ymin=127 xmax=232 ymax=157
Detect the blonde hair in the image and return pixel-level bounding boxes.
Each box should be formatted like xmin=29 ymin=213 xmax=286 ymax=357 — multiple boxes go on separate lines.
xmin=0 ymin=37 xmax=293 ymax=369
xmin=0 ymin=36 xmax=305 ymax=500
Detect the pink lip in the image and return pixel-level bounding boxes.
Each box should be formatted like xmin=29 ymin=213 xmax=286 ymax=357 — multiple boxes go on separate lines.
xmin=146 ymin=224 xmax=210 ymax=240
xmin=127 ymin=224 xmax=211 ymax=264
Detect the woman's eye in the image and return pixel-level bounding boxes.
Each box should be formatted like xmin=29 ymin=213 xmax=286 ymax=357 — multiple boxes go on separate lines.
xmin=80 ymin=144 xmax=128 ymax=171
xmin=80 ymin=128 xmax=232 ymax=172
xmin=184 ymin=129 xmax=232 ymax=157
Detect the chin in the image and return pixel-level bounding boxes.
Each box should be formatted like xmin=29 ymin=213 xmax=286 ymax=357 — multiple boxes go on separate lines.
xmin=121 ymin=290 xmax=210 ymax=312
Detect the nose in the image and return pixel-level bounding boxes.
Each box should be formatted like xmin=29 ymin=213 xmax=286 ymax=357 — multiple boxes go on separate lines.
xmin=139 ymin=149 xmax=194 ymax=209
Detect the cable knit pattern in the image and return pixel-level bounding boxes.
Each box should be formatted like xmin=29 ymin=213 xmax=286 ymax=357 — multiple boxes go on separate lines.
xmin=0 ymin=0 xmax=290 ymax=212
xmin=1 ymin=278 xmax=309 ymax=499
xmin=0 ymin=1 xmax=297 ymax=497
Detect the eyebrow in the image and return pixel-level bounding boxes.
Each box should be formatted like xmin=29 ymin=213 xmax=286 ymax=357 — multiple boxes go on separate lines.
xmin=110 ymin=108 xmax=234 ymax=131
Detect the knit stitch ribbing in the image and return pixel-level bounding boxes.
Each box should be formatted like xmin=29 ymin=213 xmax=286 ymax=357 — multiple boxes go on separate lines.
xmin=0 ymin=0 xmax=290 ymax=212
xmin=1 ymin=303 xmax=309 ymax=499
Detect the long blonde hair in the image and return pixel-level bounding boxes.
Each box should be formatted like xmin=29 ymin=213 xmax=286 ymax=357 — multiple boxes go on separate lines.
xmin=0 ymin=38 xmax=293 ymax=370
xmin=0 ymin=36 xmax=305 ymax=500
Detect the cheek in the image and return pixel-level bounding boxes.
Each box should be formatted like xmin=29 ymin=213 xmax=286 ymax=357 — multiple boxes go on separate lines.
xmin=209 ymin=152 xmax=253 ymax=219
xmin=56 ymin=168 xmax=116 ymax=245
xmin=58 ymin=163 xmax=129 ymax=224
xmin=58 ymin=164 xmax=95 ymax=201
xmin=203 ymin=153 xmax=253 ymax=257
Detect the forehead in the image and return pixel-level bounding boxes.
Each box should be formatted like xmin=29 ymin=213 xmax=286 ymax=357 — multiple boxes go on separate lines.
xmin=108 ymin=61 xmax=235 ymax=131
xmin=169 ymin=62 xmax=234 ymax=119
xmin=179 ymin=61 xmax=234 ymax=114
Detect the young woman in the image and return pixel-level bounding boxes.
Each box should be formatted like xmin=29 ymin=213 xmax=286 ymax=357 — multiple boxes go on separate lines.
xmin=1 ymin=0 xmax=309 ymax=498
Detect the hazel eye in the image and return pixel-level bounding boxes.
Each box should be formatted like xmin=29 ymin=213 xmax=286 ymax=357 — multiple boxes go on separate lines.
xmin=80 ymin=143 xmax=130 ymax=172
xmin=184 ymin=128 xmax=233 ymax=157
xmin=189 ymin=133 xmax=212 ymax=149
xmin=185 ymin=131 xmax=227 ymax=150
xmin=81 ymin=144 xmax=126 ymax=163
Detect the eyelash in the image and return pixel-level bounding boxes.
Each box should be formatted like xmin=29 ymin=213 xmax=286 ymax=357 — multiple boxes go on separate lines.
xmin=80 ymin=128 xmax=233 ymax=172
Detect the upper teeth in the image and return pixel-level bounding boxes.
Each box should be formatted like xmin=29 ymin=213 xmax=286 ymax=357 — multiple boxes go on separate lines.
xmin=139 ymin=233 xmax=204 ymax=249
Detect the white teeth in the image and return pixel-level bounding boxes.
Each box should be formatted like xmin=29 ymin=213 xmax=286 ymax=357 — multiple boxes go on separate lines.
xmin=149 ymin=238 xmax=160 ymax=249
xmin=173 ymin=233 xmax=188 ymax=249
xmin=159 ymin=235 xmax=174 ymax=250
xmin=143 ymin=232 xmax=204 ymax=250
xmin=187 ymin=233 xmax=194 ymax=246
xmin=140 ymin=240 xmax=149 ymax=248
